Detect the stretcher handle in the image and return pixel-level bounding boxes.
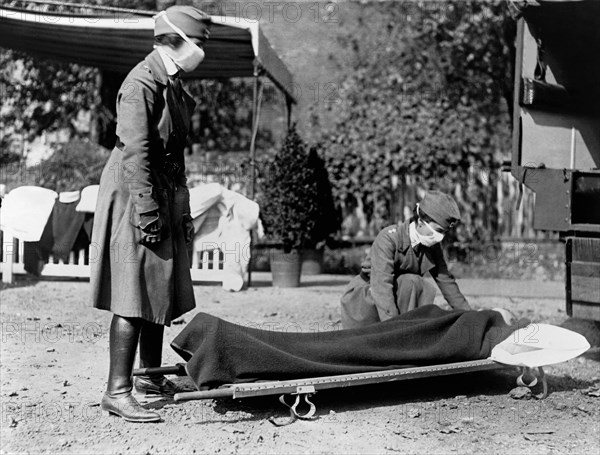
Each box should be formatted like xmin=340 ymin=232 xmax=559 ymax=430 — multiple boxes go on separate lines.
xmin=132 ymin=363 xmax=187 ymax=377
xmin=174 ymin=389 xmax=234 ymax=401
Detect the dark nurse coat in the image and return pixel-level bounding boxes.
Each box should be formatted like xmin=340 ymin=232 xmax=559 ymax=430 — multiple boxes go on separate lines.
xmin=90 ymin=49 xmax=196 ymax=326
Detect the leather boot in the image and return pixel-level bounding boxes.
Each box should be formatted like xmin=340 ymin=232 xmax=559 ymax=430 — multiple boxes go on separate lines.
xmin=101 ymin=315 xmax=161 ymax=423
xmin=134 ymin=321 xmax=183 ymax=397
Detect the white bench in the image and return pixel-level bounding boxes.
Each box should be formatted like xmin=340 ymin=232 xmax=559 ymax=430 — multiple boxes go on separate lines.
xmin=1 ymin=230 xmax=227 ymax=284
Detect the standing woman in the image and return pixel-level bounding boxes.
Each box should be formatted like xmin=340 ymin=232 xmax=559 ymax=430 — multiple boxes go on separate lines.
xmin=90 ymin=6 xmax=211 ymax=422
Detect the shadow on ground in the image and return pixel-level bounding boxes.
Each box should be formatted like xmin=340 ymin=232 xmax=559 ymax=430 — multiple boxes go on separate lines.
xmin=0 ymin=275 xmax=42 ymax=291
xmin=160 ymin=368 xmax=597 ymax=425
xmin=245 ymin=277 xmax=350 ymax=289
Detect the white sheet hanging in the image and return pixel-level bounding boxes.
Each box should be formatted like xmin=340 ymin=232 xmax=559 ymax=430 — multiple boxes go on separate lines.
xmin=59 ymin=190 xmax=81 ymax=204
xmin=75 ymin=185 xmax=99 ymax=213
xmin=0 ymin=186 xmax=57 ymax=242
xmin=188 ymin=183 xmax=260 ymax=292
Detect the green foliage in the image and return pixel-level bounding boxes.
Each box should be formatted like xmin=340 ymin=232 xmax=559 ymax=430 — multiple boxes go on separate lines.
xmin=0 ymin=0 xmax=143 ymax=149
xmin=0 ymin=0 xmax=278 ymax=156
xmin=258 ymin=125 xmax=320 ymax=252
xmin=27 ymin=139 xmax=110 ymax=192
xmin=316 ymin=0 xmax=515 ymax=243
xmin=306 ymin=144 xmax=341 ymax=247
xmin=0 ymin=51 xmax=98 ymax=147
xmin=185 ymin=78 xmax=278 ymax=152
xmin=0 ymin=149 xmax=21 ymax=165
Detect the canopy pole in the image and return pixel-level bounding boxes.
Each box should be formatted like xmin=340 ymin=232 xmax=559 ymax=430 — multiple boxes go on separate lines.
xmin=248 ymin=62 xmax=264 ymax=288
xmin=286 ymin=96 xmax=293 ymax=129
xmin=249 ymin=72 xmax=258 ymax=202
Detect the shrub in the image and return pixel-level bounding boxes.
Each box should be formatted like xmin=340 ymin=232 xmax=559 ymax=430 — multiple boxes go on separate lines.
xmin=305 ymin=144 xmax=341 ymax=248
xmin=257 ymin=125 xmax=319 ymax=252
xmin=32 ymin=139 xmax=110 ymax=192
xmin=0 ymin=149 xmax=21 ymax=165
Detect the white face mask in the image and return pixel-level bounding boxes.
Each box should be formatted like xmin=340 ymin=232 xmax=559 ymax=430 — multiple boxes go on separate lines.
xmin=415 ymin=204 xmax=445 ymax=247
xmin=171 ymin=42 xmax=205 ymax=72
xmin=417 ymin=219 xmax=445 ymax=246
xmin=156 ymin=11 xmax=206 ymax=73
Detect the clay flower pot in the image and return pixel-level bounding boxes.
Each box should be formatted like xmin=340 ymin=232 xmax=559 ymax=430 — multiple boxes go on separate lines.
xmin=270 ymin=249 xmax=302 ymax=288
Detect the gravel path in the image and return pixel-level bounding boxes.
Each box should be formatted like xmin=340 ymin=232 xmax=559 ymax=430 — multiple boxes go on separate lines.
xmin=1 ymin=274 xmax=598 ymax=454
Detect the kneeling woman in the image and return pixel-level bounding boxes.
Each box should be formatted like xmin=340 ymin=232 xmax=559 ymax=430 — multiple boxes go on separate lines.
xmin=340 ymin=191 xmax=471 ymax=329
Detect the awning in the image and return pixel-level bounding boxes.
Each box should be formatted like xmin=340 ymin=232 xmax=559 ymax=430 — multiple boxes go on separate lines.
xmin=0 ymin=5 xmax=295 ymax=103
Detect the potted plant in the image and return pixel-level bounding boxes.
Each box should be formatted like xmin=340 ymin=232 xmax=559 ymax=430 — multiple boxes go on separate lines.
xmin=258 ymin=125 xmax=319 ymax=287
xmin=301 ymin=145 xmax=341 ymax=275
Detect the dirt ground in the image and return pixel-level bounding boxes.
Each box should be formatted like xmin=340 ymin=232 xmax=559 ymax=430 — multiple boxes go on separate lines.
xmin=1 ymin=273 xmax=599 ymax=454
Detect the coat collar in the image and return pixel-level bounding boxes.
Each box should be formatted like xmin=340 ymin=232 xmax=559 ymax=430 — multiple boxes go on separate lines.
xmin=145 ymin=49 xmax=169 ymax=86
xmin=398 ymin=221 xmax=412 ymax=254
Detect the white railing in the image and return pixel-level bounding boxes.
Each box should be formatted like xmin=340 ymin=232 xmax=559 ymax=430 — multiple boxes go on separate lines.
xmin=1 ymin=230 xmax=226 ymax=284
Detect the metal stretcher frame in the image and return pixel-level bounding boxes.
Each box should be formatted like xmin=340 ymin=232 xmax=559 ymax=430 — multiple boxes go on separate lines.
xmin=133 ymin=360 xmax=547 ymax=424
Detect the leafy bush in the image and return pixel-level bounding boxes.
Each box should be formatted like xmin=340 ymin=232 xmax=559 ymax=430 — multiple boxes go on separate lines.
xmin=0 ymin=149 xmax=21 ymax=165
xmin=314 ymin=0 xmax=515 ymax=243
xmin=306 ymin=144 xmax=341 ymax=247
xmin=0 ymin=0 xmax=279 ymax=160
xmin=257 ymin=125 xmax=319 ymax=252
xmin=0 ymin=49 xmax=98 ymax=146
xmin=185 ymin=78 xmax=279 ymax=153
xmin=29 ymin=139 xmax=110 ymax=192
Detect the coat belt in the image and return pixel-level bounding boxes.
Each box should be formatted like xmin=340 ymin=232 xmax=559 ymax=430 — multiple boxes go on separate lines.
xmin=115 ymin=138 xmax=182 ymax=177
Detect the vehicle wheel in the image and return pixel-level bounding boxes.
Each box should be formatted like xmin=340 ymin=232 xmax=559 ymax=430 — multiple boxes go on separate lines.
xmin=560 ymin=318 xmax=600 ymax=347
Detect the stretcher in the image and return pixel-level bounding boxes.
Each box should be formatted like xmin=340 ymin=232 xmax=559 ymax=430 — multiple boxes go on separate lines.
xmin=133 ymin=360 xmax=548 ymax=425
xmin=132 ymin=318 xmax=589 ymax=424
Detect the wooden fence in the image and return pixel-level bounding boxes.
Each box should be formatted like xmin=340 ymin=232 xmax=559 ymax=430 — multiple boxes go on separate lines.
xmin=0 ymin=230 xmax=228 ymax=284
xmin=340 ymin=168 xmax=556 ymax=241
xmin=184 ymin=155 xmax=553 ymax=241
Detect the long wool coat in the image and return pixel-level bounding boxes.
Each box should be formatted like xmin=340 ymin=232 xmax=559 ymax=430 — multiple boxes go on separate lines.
xmin=90 ymin=50 xmax=196 ymax=326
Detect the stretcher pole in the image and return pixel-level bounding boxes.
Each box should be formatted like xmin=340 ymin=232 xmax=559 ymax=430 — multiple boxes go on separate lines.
xmin=132 ymin=363 xmax=187 ymax=377
xmin=173 ymin=359 xmax=512 ymax=402
xmin=175 ymin=388 xmax=235 ymax=400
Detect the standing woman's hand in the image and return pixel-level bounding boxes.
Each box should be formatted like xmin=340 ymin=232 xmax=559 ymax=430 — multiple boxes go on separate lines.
xmin=138 ymin=211 xmax=164 ymax=246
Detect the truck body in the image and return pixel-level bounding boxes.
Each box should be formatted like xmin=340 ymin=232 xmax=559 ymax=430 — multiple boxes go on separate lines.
xmin=511 ymin=0 xmax=600 ymax=321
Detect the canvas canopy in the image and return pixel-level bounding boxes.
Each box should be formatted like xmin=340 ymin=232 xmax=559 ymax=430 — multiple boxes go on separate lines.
xmin=0 ymin=4 xmax=296 ymax=103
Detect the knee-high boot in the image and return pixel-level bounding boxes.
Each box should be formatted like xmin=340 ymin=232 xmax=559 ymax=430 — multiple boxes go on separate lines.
xmin=100 ymin=315 xmax=160 ymax=422
xmin=139 ymin=321 xmax=164 ymax=372
xmin=134 ymin=321 xmax=181 ymax=397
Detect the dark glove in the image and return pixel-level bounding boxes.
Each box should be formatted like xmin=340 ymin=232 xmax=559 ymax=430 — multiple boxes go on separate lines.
xmin=182 ymin=213 xmax=194 ymax=244
xmin=138 ymin=211 xmax=163 ymax=246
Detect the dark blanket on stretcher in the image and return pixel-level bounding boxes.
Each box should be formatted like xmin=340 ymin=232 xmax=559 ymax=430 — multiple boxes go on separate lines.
xmin=171 ymin=305 xmax=528 ymax=389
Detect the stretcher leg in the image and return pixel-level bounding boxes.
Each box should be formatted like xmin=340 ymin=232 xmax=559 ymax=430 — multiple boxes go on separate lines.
xmin=517 ymin=366 xmax=548 ymax=399
xmin=269 ymin=387 xmax=317 ymax=426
